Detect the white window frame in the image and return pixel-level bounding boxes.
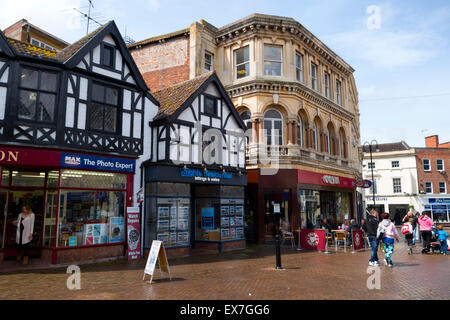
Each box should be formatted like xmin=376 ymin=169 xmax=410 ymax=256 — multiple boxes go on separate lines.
xmin=264 ymin=45 xmax=283 ymax=76
xmin=312 ymin=122 xmax=318 ymax=151
xmin=423 ymin=159 xmax=431 ymax=171
xmin=204 ymin=51 xmax=213 ymax=72
xmin=438 ymin=182 xmax=447 ymax=194
xmin=264 ymin=109 xmax=284 ymax=146
xmin=324 ymin=72 xmax=330 ymax=98
xmin=336 ymin=79 xmax=342 ymax=105
xmin=391 ymin=161 xmax=400 ymax=168
xmin=296 ymin=53 xmax=303 ymax=82
xmin=234 ymin=46 xmax=250 ymax=80
xmin=297 ymin=115 xmax=303 ymax=147
xmin=31 ymin=37 xmax=56 ymax=51
xmin=326 ymin=130 xmax=331 ymax=154
xmin=393 ymin=178 xmax=402 ymax=194
xmin=425 ymin=182 xmax=433 ymax=194
xmin=368 ymin=162 xmax=375 ymax=169
xmin=311 ymin=63 xmax=317 ymax=90
xmin=437 ymin=159 xmax=444 ymax=172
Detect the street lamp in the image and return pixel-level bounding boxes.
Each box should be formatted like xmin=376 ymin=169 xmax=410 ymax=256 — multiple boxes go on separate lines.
xmin=363 ymin=140 xmax=379 ymax=209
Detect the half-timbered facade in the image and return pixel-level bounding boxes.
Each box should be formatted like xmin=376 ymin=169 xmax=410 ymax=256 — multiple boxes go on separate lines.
xmin=144 ymin=72 xmax=247 ymax=256
xmin=0 ymin=21 xmax=158 ymax=265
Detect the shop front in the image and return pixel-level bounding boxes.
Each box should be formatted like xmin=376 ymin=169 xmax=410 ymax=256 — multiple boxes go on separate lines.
xmin=421 ymin=196 xmax=450 ymax=225
xmin=144 ymin=164 xmax=247 ymax=257
xmin=0 ymin=146 xmax=135 ymax=264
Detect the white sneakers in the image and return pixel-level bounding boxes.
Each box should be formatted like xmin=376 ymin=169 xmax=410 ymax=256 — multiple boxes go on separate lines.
xmin=369 ymin=261 xmax=380 ymax=266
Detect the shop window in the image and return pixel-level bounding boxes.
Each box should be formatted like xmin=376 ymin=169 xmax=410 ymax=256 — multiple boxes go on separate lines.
xmin=57 ymin=190 xmax=125 ymax=247
xmin=90 ymin=82 xmax=119 ymax=133
xmin=1 ymin=168 xmax=10 ymax=186
xmin=264 ymin=45 xmax=282 ymax=76
xmin=335 ymin=192 xmax=350 ymax=226
xmin=11 ymin=171 xmax=46 ymax=187
xmin=47 ymin=170 xmax=60 ymax=188
xmin=18 ymin=67 xmax=58 ymax=123
xmin=299 ymin=190 xmax=321 ymax=229
xmin=60 ymin=170 xmax=126 ymax=189
xmin=234 ymin=46 xmax=249 ymax=79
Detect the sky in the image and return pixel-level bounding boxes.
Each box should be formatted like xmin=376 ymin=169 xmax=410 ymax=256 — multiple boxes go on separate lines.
xmin=0 ymin=0 xmax=449 ymax=148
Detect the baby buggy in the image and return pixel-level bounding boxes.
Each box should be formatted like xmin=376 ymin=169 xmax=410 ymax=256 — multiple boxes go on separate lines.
xmin=430 ymin=226 xmax=441 ymax=254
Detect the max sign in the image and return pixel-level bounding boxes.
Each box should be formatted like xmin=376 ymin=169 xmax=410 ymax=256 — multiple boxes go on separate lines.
xmin=61 ymin=153 xmax=135 ymax=173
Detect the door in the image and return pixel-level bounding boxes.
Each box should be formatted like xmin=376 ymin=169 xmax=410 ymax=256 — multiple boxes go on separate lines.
xmin=0 ymin=191 xmax=8 ymax=249
xmin=2 ymin=190 xmax=45 ymax=258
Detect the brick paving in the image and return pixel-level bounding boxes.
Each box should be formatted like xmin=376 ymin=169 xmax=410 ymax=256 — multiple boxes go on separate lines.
xmin=0 ymin=239 xmax=448 ymax=300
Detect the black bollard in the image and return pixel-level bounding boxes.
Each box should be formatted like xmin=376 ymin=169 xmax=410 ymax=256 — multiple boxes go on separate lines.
xmin=275 ymin=234 xmax=282 ymax=269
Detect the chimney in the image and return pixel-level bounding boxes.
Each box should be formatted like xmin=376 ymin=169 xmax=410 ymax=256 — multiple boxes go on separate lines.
xmin=425 ymin=135 xmax=439 ymax=148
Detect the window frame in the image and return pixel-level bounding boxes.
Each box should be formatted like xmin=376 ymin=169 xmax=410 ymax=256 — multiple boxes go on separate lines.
xmin=204 ymin=51 xmax=214 ymax=72
xmin=263 ymin=44 xmax=283 ymax=76
xmin=264 ymin=109 xmax=284 ymax=146
xmin=311 ymin=63 xmax=318 ymax=90
xmin=438 ymin=182 xmax=446 ymax=194
xmin=336 ymin=79 xmax=342 ymax=105
xmin=423 ymin=159 xmax=431 ymax=171
xmin=88 ymin=81 xmax=121 ymax=134
xmin=101 ymin=43 xmax=116 ymax=70
xmin=425 ymin=182 xmax=433 ymax=194
xmin=295 ymin=53 xmax=303 ymax=82
xmin=234 ymin=46 xmax=250 ymax=80
xmin=368 ymin=162 xmax=375 ymax=169
xmin=17 ymin=65 xmax=59 ymax=124
xmin=436 ymin=159 xmax=444 ymax=172
xmin=324 ymin=72 xmax=330 ymax=98
xmin=203 ymin=94 xmax=219 ymax=117
xmin=391 ymin=161 xmax=400 ymax=168
xmin=393 ymin=178 xmax=402 ymax=194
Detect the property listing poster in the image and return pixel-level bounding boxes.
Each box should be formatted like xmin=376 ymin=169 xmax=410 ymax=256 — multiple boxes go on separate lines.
xmin=126 ymin=207 xmax=141 ymax=260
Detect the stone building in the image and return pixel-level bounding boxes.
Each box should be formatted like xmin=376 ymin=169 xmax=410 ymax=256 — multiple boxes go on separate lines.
xmin=129 ymin=14 xmax=362 ymax=244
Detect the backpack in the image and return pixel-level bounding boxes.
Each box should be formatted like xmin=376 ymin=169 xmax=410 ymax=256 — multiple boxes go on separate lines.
xmin=401 ymin=222 xmax=412 ymax=235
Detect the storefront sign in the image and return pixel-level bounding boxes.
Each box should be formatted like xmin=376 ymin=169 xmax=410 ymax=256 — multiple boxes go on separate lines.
xmin=201 ymin=207 xmax=215 ymax=229
xmin=0 ymin=146 xmax=61 ymax=167
xmin=300 ymin=229 xmax=326 ymax=251
xmin=297 ymin=170 xmax=356 ymax=189
xmin=431 ymin=205 xmax=448 ymax=213
xmin=352 ymin=230 xmax=364 ymax=251
xmin=126 ymin=207 xmax=141 ymax=260
xmin=429 ymin=198 xmax=450 ymax=204
xmin=61 ymin=152 xmax=135 ymax=173
xmin=180 ymin=168 xmax=232 ymax=183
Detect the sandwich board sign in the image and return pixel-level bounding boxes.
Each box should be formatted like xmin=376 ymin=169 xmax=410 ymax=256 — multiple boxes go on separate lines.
xmin=143 ymin=240 xmax=171 ymax=284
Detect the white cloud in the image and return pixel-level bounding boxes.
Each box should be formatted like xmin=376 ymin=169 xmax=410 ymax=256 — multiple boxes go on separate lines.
xmin=149 ymin=0 xmax=160 ymax=13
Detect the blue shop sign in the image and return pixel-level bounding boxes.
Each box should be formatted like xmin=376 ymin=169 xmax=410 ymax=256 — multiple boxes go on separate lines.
xmin=61 ymin=153 xmax=135 ymax=173
xmin=431 ymin=205 xmax=448 ymax=213
xmin=429 ymin=198 xmax=450 ymax=204
xmin=180 ymin=168 xmax=232 ymax=181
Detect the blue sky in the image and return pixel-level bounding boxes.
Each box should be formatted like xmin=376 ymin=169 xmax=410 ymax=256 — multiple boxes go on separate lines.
xmin=1 ymin=0 xmax=449 ymax=147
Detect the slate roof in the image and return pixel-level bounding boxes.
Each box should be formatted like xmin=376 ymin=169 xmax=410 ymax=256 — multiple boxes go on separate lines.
xmin=152 ymin=71 xmax=215 ymax=119
xmin=362 ymin=141 xmax=410 ymax=153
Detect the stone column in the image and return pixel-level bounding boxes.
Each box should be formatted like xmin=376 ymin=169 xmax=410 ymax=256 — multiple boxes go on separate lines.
xmin=251 ymin=120 xmax=258 ymax=144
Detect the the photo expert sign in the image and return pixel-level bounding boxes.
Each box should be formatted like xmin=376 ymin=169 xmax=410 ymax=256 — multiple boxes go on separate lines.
xmin=127 ymin=207 xmax=141 ymax=260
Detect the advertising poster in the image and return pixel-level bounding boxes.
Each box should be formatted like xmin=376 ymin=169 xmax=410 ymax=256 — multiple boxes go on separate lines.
xmin=177 ymin=218 xmax=189 ymax=231
xmin=230 ymin=228 xmax=236 ymax=239
xmin=170 ymin=207 xmax=177 ymax=220
xmin=126 ymin=207 xmax=141 ymax=260
xmin=221 ymin=206 xmax=229 ymax=216
xmin=352 ymin=230 xmax=364 ymax=251
xmin=157 ymin=219 xmax=169 ymax=232
xmin=69 ymin=236 xmax=77 ymax=247
xmin=158 ymin=207 xmax=170 ymax=219
xmin=221 ymin=217 xmax=230 ymax=227
xmin=178 ymin=207 xmax=189 ymax=220
xmin=230 ymin=216 xmax=235 ymax=227
xmin=235 ymin=216 xmax=243 ymax=226
xmin=235 ymin=206 xmax=243 ymax=216
xmin=170 ymin=232 xmax=177 ymax=245
xmin=201 ymin=207 xmax=215 ymax=229
xmin=177 ymin=232 xmax=189 ymax=244
xmin=274 ymin=203 xmax=281 ymax=213
xmin=109 ymin=217 xmax=125 ymax=243
xmin=221 ymin=228 xmax=229 ymax=240
xmin=229 ymin=206 xmax=235 ymax=216
xmin=300 ymin=229 xmax=326 ymax=251
xmin=236 ymin=227 xmax=244 ymax=239
xmin=170 ymin=218 xmax=177 ymax=231
xmin=157 ymin=232 xmax=169 ymax=245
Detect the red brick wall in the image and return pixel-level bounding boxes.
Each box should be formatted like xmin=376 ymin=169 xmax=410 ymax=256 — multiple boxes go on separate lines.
xmin=129 ymin=35 xmax=190 ymax=92
xmin=221 ymin=240 xmax=246 ymax=251
xmin=55 ymin=245 xmax=125 ymax=264
xmin=416 ymin=148 xmax=450 ymax=194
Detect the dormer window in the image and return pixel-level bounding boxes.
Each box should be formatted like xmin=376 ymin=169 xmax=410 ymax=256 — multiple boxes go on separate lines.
xmin=102 ymin=44 xmax=115 ymax=68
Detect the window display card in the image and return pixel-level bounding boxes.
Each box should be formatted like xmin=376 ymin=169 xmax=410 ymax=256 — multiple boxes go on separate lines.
xmin=109 ymin=217 xmax=125 ymax=243
xmin=230 ymin=227 xmax=236 ymax=239
xmin=177 ymin=218 xmax=189 ymax=231
xmin=158 ymin=207 xmax=170 ymax=219
xmin=236 ymin=227 xmax=244 ymax=239
xmin=170 ymin=232 xmax=177 ymax=245
xmin=178 ymin=207 xmax=189 ymax=220
xmin=177 ymin=232 xmax=189 ymax=244
xmin=229 ymin=206 xmax=235 ymax=215
xmin=235 ymin=206 xmax=243 ymax=216
xmin=230 ymin=216 xmax=235 ymax=227
xmin=221 ymin=206 xmax=229 ymax=216
xmin=170 ymin=219 xmax=177 ymax=231
xmin=235 ymin=216 xmax=243 ymax=226
xmin=170 ymin=207 xmax=177 ymax=220
xmin=157 ymin=232 xmax=169 ymax=245
xmin=157 ymin=219 xmax=169 ymax=231
xmin=221 ymin=217 xmax=229 ymax=227
xmin=221 ymin=228 xmax=229 ymax=240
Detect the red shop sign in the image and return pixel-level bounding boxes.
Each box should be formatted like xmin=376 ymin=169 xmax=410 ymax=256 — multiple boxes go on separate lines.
xmin=0 ymin=146 xmax=61 ymax=167
xmin=300 ymin=229 xmax=326 ymax=251
xmin=352 ymin=230 xmax=364 ymax=251
xmin=297 ymin=169 xmax=356 ymax=189
xmin=126 ymin=206 xmax=141 ymax=260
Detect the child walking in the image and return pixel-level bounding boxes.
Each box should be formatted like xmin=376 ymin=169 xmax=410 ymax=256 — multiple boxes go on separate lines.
xmin=402 ymin=218 xmax=414 ymax=255
xmin=377 ymin=213 xmax=399 ymax=267
xmin=437 ymin=225 xmax=448 ymax=255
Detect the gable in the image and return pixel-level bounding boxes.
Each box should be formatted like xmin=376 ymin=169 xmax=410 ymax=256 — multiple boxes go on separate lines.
xmin=0 ymin=31 xmax=14 ymax=58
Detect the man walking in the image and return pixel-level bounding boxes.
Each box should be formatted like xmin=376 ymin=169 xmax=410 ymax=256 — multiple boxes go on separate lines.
xmin=363 ymin=209 xmax=380 ymax=266
xmin=402 ymin=211 xmax=418 ymax=246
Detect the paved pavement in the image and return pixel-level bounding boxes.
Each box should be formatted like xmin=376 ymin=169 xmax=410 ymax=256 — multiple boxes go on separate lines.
xmin=0 ymin=238 xmax=448 ymax=300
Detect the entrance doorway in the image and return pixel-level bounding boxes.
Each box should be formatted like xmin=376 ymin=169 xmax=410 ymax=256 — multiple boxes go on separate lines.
xmin=264 ymin=191 xmax=290 ymax=239
xmin=1 ymin=190 xmax=45 ymax=259
xmin=389 ymin=204 xmax=409 ymax=225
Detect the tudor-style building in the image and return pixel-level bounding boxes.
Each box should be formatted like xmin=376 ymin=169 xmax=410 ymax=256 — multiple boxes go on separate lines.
xmin=0 ymin=21 xmax=158 ymax=265
xmin=144 ymin=71 xmax=247 ymax=256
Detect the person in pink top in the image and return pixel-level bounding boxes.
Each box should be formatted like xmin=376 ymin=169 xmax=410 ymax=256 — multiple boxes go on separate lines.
xmin=417 ymin=212 xmax=434 ymax=254
xmin=377 ymin=213 xmax=399 ymax=267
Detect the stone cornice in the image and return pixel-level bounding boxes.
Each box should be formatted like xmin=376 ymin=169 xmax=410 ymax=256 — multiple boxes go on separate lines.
xmin=213 ymin=14 xmax=354 ymax=75
xmin=226 ymin=79 xmax=356 ymax=121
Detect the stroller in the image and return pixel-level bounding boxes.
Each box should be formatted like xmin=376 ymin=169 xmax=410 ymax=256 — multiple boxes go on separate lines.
xmin=430 ymin=226 xmax=441 ymax=254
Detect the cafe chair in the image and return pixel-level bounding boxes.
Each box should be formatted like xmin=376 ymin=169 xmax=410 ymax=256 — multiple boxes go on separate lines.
xmin=325 ymin=231 xmax=334 ymax=245
xmin=280 ymin=229 xmax=295 ymax=248
xmin=335 ymin=232 xmax=347 ymax=251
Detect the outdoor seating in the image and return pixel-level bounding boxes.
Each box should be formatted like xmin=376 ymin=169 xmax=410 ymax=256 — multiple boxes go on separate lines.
xmin=334 ymin=231 xmax=347 ymax=251
xmin=280 ymin=229 xmax=295 ymax=248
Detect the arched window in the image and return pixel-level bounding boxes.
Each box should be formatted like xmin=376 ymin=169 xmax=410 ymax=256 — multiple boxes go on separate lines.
xmin=297 ymin=116 xmax=303 ymax=147
xmin=264 ymin=109 xmax=283 ymax=146
xmin=239 ymin=110 xmax=252 ymax=130
xmin=312 ymin=121 xmax=318 ymax=151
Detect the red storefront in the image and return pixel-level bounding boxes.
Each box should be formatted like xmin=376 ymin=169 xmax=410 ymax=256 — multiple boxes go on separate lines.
xmin=246 ymin=169 xmax=357 ymax=244
xmin=0 ymin=146 xmax=135 ymax=264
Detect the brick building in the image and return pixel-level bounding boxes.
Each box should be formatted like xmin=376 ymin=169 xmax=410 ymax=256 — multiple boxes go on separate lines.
xmin=416 ymin=135 xmax=450 ymax=224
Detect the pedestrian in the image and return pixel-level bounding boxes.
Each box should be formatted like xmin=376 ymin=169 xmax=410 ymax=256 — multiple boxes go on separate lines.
xmin=402 ymin=218 xmax=414 ymax=255
xmin=418 ymin=212 xmax=434 ymax=254
xmin=362 ymin=209 xmax=380 ymax=266
xmin=402 ymin=211 xmax=418 ymax=246
xmin=414 ymin=212 xmax=421 ymax=244
xmin=12 ymin=205 xmax=35 ymax=265
xmin=377 ymin=213 xmax=399 ymax=267
xmin=437 ymin=225 xmax=448 ymax=255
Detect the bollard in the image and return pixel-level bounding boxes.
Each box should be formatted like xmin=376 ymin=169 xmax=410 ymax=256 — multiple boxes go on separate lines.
xmin=275 ymin=234 xmax=283 ymax=269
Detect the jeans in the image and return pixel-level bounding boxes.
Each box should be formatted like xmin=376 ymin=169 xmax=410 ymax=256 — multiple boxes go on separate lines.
xmin=412 ymin=227 xmax=417 ymax=245
xmin=421 ymin=231 xmax=432 ymax=253
xmin=17 ymin=242 xmax=30 ymax=257
xmin=440 ymin=240 xmax=448 ymax=254
xmin=368 ymin=235 xmax=379 ymax=262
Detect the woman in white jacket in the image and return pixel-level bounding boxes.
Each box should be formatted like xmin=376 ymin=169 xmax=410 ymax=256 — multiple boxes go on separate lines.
xmin=12 ymin=205 xmax=35 ymax=265
xmin=377 ymin=212 xmax=399 ymax=267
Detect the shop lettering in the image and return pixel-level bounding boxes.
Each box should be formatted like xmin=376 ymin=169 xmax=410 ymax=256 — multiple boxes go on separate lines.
xmin=322 ymin=175 xmax=340 ymax=185
xmin=0 ymin=150 xmax=19 ymax=162
xmin=180 ymin=168 xmax=232 ymax=179
xmin=82 ymin=158 xmax=133 ymax=171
